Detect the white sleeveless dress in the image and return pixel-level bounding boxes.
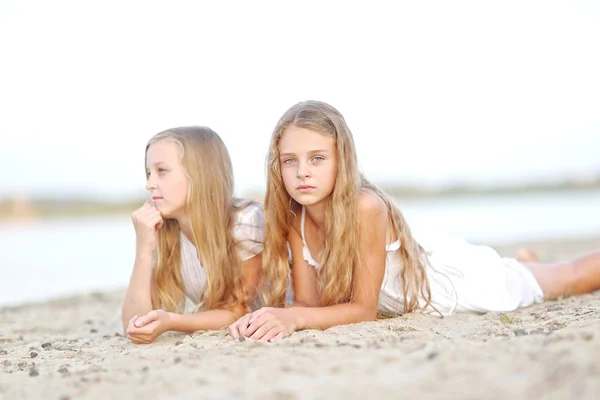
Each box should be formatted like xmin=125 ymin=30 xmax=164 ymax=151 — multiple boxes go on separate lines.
xmin=296 ymin=207 xmax=543 ymax=316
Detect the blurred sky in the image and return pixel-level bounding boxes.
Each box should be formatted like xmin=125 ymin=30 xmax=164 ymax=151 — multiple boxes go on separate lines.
xmin=1 ymin=0 xmax=599 ymax=200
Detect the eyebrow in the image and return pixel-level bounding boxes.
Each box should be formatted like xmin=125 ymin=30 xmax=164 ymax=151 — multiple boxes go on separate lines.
xmin=145 ymin=161 xmax=167 ymax=170
xmin=280 ymin=149 xmax=329 ymax=157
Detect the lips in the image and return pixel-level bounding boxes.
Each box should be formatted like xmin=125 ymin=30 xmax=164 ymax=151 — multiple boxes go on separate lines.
xmin=297 ymin=185 xmax=315 ymax=192
xmin=152 ymin=196 xmax=163 ymax=201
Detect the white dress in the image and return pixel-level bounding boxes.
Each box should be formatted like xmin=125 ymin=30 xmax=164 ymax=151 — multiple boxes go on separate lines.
xmin=297 ymin=207 xmax=544 ymax=316
xmin=165 ymin=200 xmax=265 ymax=310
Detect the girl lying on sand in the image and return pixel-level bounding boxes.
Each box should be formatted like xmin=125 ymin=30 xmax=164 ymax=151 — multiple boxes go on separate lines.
xmin=229 ymin=100 xmax=600 ymax=342
xmin=122 ymin=126 xmax=264 ymax=344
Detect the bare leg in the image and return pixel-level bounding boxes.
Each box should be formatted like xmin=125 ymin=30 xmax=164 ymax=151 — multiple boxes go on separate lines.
xmin=516 ymin=248 xmax=540 ymax=263
xmin=524 ymin=251 xmax=600 ymax=299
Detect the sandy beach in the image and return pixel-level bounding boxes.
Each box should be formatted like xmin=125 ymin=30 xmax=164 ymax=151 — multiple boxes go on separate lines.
xmin=1 ymin=235 xmax=599 ymax=400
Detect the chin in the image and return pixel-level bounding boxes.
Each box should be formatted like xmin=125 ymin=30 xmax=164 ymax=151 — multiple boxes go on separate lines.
xmin=292 ymin=195 xmax=324 ymax=207
xmin=155 ymin=206 xmax=171 ymax=218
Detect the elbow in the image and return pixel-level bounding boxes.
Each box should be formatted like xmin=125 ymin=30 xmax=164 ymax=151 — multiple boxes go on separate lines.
xmin=365 ymin=311 xmax=378 ymax=322
xmin=360 ymin=305 xmax=378 ymax=322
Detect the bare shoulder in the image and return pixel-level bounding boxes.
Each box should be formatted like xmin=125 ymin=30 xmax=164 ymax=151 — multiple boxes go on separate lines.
xmin=358 ymin=190 xmax=388 ymax=220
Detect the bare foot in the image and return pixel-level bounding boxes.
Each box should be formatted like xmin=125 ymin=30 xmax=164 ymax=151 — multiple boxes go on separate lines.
xmin=516 ymin=248 xmax=540 ymax=263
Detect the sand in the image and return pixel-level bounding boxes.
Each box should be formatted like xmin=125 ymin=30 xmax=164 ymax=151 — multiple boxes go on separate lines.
xmin=1 ymin=235 xmax=599 ymax=399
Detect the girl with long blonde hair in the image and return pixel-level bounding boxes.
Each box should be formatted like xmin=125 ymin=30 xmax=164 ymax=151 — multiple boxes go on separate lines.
xmin=122 ymin=126 xmax=264 ymax=344
xmin=229 ymin=100 xmax=600 ymax=342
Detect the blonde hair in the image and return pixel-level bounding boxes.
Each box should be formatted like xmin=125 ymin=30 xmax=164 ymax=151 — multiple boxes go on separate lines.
xmin=146 ymin=126 xmax=254 ymax=313
xmin=261 ymin=101 xmax=433 ymax=314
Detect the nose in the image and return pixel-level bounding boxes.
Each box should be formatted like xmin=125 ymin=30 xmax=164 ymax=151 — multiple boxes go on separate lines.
xmin=296 ymin=161 xmax=311 ymax=179
xmin=145 ymin=173 xmax=157 ymax=191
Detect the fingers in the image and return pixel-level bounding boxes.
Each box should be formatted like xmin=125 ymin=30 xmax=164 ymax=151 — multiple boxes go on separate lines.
xmin=229 ymin=313 xmax=252 ymax=339
xmin=242 ymin=314 xmax=266 ymax=338
xmin=133 ymin=201 xmax=153 ymax=214
xmin=237 ymin=314 xmax=254 ymax=337
xmin=126 ymin=315 xmax=139 ymax=333
xmin=228 ymin=323 xmax=239 ymax=339
xmin=127 ymin=323 xmax=158 ymax=343
xmin=269 ymin=331 xmax=287 ymax=342
xmin=245 ymin=313 xmax=277 ymax=340
xmin=125 ymin=311 xmax=161 ymax=344
xmin=134 ymin=311 xmax=158 ymax=328
xmin=148 ymin=213 xmax=163 ymax=228
xmin=228 ymin=310 xmax=289 ymax=343
xmin=260 ymin=326 xmax=284 ymax=342
xmin=143 ymin=211 xmax=163 ymax=228
xmin=249 ymin=318 xmax=275 ymax=341
xmin=132 ymin=203 xmax=162 ymax=227
xmin=126 ymin=315 xmax=150 ymax=344
xmin=248 ymin=307 xmax=271 ymax=324
xmin=127 ymin=333 xmax=149 ymax=344
xmin=128 ymin=333 xmax=154 ymax=345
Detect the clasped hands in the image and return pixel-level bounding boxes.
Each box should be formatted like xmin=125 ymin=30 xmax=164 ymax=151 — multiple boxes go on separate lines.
xmin=228 ymin=307 xmax=297 ymax=342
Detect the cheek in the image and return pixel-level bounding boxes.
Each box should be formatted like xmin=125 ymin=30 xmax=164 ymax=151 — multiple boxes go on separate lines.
xmin=172 ymin=177 xmax=188 ymax=200
xmin=280 ymin=168 xmax=294 ymax=185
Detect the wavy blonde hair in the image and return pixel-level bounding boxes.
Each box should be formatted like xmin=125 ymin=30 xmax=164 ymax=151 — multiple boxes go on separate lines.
xmin=261 ymin=101 xmax=433 ymax=314
xmin=146 ymin=126 xmax=254 ymax=313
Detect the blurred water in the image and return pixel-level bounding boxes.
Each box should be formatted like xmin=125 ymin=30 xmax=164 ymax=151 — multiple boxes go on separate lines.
xmin=400 ymin=190 xmax=600 ymax=244
xmin=1 ymin=190 xmax=600 ymax=306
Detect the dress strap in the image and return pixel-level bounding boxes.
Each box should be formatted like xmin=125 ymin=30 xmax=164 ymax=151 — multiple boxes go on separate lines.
xmin=300 ymin=206 xmax=308 ymax=246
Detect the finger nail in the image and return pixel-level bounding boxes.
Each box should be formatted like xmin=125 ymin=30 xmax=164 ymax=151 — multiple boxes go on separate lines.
xmin=135 ymin=320 xmax=142 ymax=327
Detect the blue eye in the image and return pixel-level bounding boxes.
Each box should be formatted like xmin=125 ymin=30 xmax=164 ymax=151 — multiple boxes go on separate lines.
xmin=312 ymin=156 xmax=324 ymax=163
xmin=282 ymin=158 xmax=296 ymax=164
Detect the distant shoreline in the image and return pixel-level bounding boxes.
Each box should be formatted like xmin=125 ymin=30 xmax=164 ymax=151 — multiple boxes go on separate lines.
xmin=1 ymin=179 xmax=599 ymax=220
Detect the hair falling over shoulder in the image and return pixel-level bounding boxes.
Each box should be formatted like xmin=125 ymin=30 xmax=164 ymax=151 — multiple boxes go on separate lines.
xmin=146 ymin=126 xmax=251 ymax=313
xmin=260 ymin=100 xmax=435 ymax=314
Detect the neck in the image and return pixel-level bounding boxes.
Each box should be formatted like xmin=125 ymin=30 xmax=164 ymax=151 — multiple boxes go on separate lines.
xmin=176 ymin=215 xmax=194 ymax=243
xmin=305 ymin=199 xmax=328 ymax=230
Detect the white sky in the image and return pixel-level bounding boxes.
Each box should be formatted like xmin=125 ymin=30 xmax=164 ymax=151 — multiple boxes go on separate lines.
xmin=1 ymin=0 xmax=599 ymax=200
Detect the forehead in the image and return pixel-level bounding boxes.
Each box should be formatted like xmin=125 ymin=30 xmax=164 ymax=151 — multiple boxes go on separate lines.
xmin=146 ymin=139 xmax=181 ymax=164
xmin=278 ymin=126 xmax=334 ymax=153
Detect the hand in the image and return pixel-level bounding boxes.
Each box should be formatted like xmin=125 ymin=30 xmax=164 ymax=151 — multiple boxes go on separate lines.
xmin=126 ymin=310 xmax=172 ymax=344
xmin=228 ymin=312 xmax=252 ymax=340
xmin=229 ymin=307 xmax=297 ymax=342
xmin=131 ymin=201 xmax=164 ymax=254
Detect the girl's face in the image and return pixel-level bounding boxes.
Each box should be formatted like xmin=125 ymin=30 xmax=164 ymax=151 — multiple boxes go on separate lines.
xmin=145 ymin=139 xmax=188 ymax=219
xmin=278 ymin=126 xmax=338 ymax=207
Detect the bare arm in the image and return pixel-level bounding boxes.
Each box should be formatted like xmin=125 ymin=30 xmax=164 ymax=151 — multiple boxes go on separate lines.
xmin=166 ymin=254 xmax=261 ymax=332
xmin=127 ymin=253 xmax=263 ymax=343
xmin=285 ymin=192 xmax=388 ymax=329
xmin=121 ymin=251 xmax=154 ymax=331
xmin=241 ymin=192 xmax=389 ymax=340
xmin=121 ymin=202 xmax=162 ymax=332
